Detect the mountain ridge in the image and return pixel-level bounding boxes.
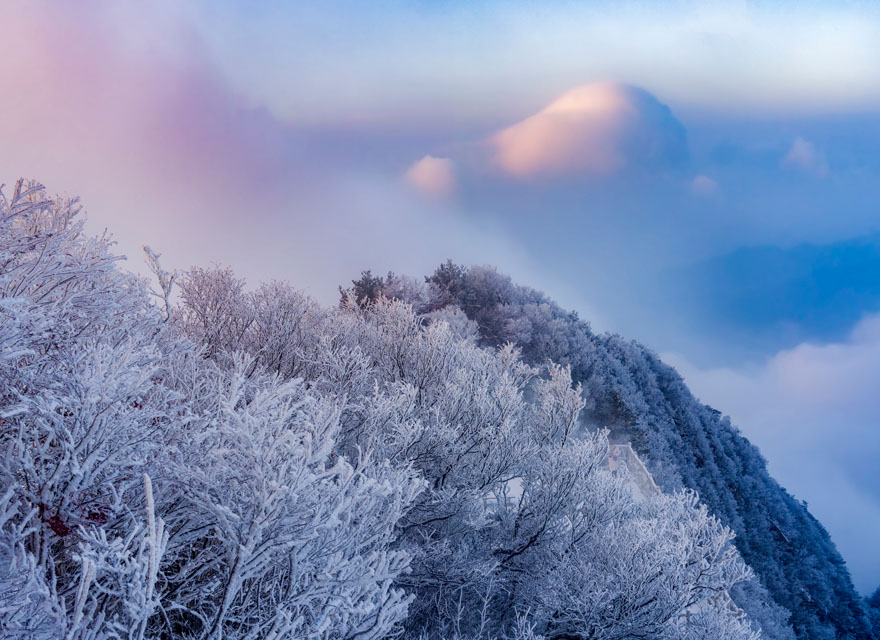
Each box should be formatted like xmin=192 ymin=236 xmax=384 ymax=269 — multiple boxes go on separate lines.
xmin=348 ymin=262 xmax=876 ymax=640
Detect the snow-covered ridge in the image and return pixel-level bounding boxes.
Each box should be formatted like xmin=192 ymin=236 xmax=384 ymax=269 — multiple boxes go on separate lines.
xmin=608 ymin=441 xmax=661 ymax=500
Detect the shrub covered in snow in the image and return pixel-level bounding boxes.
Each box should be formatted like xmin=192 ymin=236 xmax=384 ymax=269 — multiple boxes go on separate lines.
xmin=2 ymin=181 xmax=761 ymax=639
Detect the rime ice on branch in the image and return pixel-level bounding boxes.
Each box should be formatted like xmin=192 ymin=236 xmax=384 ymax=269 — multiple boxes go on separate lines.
xmin=2 ymin=181 xmax=762 ymax=640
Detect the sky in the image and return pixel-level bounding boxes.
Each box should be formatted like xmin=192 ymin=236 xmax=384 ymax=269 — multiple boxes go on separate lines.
xmin=1 ymin=0 xmax=879 ymax=593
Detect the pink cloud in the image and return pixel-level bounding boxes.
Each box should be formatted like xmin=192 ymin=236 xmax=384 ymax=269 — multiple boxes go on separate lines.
xmin=404 ymin=155 xmax=456 ymax=198
xmin=783 ymin=137 xmax=829 ymax=178
xmin=0 ymin=1 xmax=319 ymax=293
xmin=690 ymin=175 xmax=718 ymax=196
xmin=0 ymin=3 xmax=291 ymax=212
xmin=490 ymin=83 xmax=687 ymax=179
xmin=0 ymin=3 xmax=553 ymax=315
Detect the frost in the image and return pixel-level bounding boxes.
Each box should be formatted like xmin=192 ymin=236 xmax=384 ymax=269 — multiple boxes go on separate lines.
xmin=1 ymin=180 xmax=766 ymax=639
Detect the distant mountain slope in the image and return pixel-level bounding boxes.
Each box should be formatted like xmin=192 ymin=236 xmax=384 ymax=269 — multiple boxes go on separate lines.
xmin=355 ymin=262 xmax=875 ymax=640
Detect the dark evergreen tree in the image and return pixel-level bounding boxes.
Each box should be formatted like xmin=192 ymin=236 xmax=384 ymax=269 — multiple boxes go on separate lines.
xmin=868 ymin=589 xmax=880 ymax=638
xmin=339 ymin=269 xmax=395 ymax=307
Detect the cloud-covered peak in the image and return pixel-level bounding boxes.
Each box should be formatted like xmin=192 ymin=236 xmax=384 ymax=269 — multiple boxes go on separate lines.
xmin=491 ymin=83 xmax=687 ymax=179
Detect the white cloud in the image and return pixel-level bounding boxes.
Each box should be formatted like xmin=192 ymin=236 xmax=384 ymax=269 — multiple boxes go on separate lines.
xmin=404 ymin=155 xmax=456 ymax=198
xmin=663 ymin=314 xmax=880 ymax=593
xmin=187 ymin=3 xmax=880 ymax=127
xmin=690 ymin=174 xmax=718 ymax=196
xmin=783 ymin=136 xmax=829 ymax=177
xmin=490 ymin=83 xmax=687 ymax=179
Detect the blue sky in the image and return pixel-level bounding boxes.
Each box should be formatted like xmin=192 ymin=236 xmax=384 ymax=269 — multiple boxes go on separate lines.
xmin=1 ymin=0 xmax=879 ymax=592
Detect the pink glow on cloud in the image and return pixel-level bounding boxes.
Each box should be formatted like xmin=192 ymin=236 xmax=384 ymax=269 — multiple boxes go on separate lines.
xmin=404 ymin=155 xmax=456 ymax=198
xmin=783 ymin=136 xmax=829 ymax=178
xmin=0 ymin=2 xmax=314 ymax=289
xmin=492 ymin=84 xmax=633 ymax=177
xmin=0 ymin=3 xmax=290 ymax=215
xmin=0 ymin=3 xmax=557 ymax=311
xmin=490 ymin=83 xmax=686 ymax=179
xmin=690 ymin=175 xmax=718 ymax=196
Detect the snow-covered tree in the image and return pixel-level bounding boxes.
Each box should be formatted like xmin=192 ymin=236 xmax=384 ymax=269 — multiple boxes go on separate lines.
xmin=419 ymin=261 xmax=877 ymax=640
xmin=2 ymin=180 xmax=776 ymax=640
xmin=0 ymin=182 xmax=422 ymax=639
xmin=157 ymin=355 xmax=423 ymax=640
